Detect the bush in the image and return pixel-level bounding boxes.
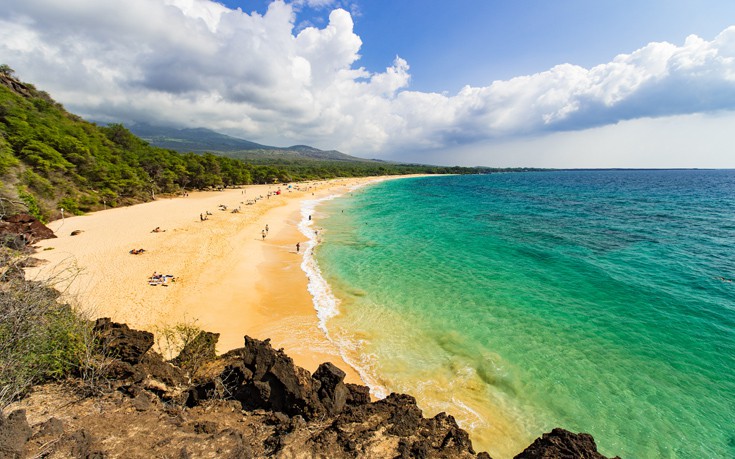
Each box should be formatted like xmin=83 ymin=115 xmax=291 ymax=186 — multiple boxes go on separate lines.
xmin=21 ymin=169 xmax=54 ymax=199
xmin=58 ymin=197 xmax=82 ymax=215
xmin=0 ymin=253 xmax=92 ymax=410
xmin=17 ymin=188 xmax=44 ymax=222
xmin=155 ymin=320 xmax=217 ymax=376
xmin=154 ymin=320 xmax=202 ymax=361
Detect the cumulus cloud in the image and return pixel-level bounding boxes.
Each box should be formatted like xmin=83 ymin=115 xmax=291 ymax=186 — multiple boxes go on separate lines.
xmin=0 ymin=0 xmax=734 ymax=164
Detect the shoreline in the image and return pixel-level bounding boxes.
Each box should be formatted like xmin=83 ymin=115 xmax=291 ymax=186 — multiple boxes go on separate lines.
xmin=26 ymin=175 xmax=420 ymax=385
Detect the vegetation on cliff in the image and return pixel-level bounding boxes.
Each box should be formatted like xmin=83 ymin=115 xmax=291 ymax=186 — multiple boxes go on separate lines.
xmin=0 ymin=67 xmax=274 ymax=222
xmin=0 ymin=250 xmax=89 ymax=409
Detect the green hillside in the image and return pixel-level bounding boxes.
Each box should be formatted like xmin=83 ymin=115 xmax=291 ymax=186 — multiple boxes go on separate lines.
xmin=0 ymin=69 xmax=290 ymax=222
xmin=0 ymin=67 xmax=480 ymax=222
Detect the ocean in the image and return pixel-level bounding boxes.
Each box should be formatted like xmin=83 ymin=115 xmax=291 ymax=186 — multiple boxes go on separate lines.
xmin=299 ymin=170 xmax=735 ymax=458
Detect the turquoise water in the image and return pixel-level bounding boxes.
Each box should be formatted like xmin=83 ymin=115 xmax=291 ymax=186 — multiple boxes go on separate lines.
xmin=306 ymin=171 xmax=735 ymax=458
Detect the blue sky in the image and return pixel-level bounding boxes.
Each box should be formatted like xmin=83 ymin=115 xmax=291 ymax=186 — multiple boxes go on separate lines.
xmin=2 ymin=0 xmax=735 ymax=167
xmin=227 ymin=0 xmax=735 ymax=91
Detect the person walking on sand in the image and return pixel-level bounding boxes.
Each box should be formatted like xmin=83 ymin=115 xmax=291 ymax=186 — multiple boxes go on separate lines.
xmin=262 ymin=230 xmax=266 ymax=240
xmin=296 ymin=242 xmax=300 ymax=253
xmin=265 ymin=224 xmax=269 ymax=233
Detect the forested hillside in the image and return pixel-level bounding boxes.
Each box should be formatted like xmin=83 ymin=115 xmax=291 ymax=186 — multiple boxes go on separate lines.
xmin=0 ymin=69 xmax=279 ymax=221
xmin=0 ymin=67 xmax=471 ymax=222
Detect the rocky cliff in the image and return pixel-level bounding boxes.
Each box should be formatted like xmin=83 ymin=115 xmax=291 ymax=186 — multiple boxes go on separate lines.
xmin=1 ymin=319 xmax=619 ymax=459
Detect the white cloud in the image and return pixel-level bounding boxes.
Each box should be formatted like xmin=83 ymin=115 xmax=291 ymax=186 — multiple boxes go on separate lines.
xmin=0 ymin=0 xmax=734 ymax=167
xmin=409 ymin=112 xmax=735 ymax=169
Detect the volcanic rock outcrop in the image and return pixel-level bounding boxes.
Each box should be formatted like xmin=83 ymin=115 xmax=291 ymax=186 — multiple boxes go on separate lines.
xmin=0 ymin=214 xmax=55 ymax=249
xmin=3 ymin=320 xmax=619 ymax=458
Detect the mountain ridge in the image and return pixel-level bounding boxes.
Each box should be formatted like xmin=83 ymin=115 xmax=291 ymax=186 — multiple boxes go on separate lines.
xmin=127 ymin=123 xmax=370 ymax=163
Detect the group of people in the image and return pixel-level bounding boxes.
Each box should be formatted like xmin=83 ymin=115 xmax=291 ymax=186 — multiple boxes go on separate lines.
xmin=148 ymin=272 xmax=175 ymax=286
xmin=130 ymin=226 xmax=167 ymax=253
xmin=246 ymin=194 xmax=266 ymax=205
xmin=261 ymin=224 xmax=269 ymax=240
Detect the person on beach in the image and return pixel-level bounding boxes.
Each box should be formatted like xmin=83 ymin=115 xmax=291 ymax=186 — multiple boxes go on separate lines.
xmin=265 ymin=224 xmax=269 ymax=233
xmin=262 ymin=230 xmax=266 ymax=240
xmin=296 ymin=242 xmax=300 ymax=253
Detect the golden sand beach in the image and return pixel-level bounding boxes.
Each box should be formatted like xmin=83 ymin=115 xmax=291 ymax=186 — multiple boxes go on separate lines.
xmin=26 ymin=176 xmax=403 ymax=384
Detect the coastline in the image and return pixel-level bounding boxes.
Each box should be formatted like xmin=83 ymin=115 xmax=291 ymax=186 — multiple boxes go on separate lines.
xmin=26 ymin=175 xmax=417 ymax=384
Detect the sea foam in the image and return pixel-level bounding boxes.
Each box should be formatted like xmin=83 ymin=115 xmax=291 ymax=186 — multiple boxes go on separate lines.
xmin=298 ymin=180 xmax=391 ymax=399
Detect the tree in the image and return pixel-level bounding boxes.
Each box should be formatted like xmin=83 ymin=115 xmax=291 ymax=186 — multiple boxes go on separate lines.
xmin=0 ymin=64 xmax=15 ymax=77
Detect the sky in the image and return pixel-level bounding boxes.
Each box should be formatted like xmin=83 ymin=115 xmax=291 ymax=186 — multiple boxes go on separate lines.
xmin=1 ymin=0 xmax=735 ymax=168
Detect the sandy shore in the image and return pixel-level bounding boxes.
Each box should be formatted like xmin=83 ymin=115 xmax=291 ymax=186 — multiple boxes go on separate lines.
xmin=26 ymin=176 xmax=408 ymax=384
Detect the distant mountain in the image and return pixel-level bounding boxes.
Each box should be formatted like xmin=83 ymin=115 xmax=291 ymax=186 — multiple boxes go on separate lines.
xmin=128 ymin=124 xmax=368 ymax=163
xmin=128 ymin=124 xmax=274 ymax=152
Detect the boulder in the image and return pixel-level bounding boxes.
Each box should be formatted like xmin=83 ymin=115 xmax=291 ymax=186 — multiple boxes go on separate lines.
xmin=0 ymin=75 xmax=35 ymax=99
xmin=137 ymin=352 xmax=188 ymax=393
xmin=0 ymin=213 xmax=56 ymax=248
xmin=186 ymin=360 xmax=252 ymax=408
xmin=0 ymin=410 xmax=32 ymax=459
xmin=93 ymin=318 xmax=154 ymax=364
xmin=171 ymin=331 xmax=220 ymax=372
xmin=306 ymin=393 xmax=480 ymax=458
xmin=345 ymin=383 xmax=371 ymax=406
xmin=65 ymin=428 xmax=106 ymax=459
xmin=313 ymin=362 xmax=350 ymax=415
xmin=236 ymin=336 xmax=325 ymax=419
xmin=32 ymin=417 xmax=64 ymax=440
xmin=514 ymin=428 xmax=620 ymax=459
xmin=188 ymin=337 xmax=369 ymax=420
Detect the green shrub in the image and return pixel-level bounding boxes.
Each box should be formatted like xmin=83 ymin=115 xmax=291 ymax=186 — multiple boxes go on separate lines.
xmin=21 ymin=169 xmax=54 ymax=199
xmin=17 ymin=187 xmax=44 ymax=222
xmin=27 ymin=305 xmax=87 ymax=379
xmin=0 ymin=262 xmax=91 ymax=409
xmin=78 ymin=194 xmax=98 ymax=212
xmin=0 ymin=138 xmax=19 ymax=175
xmin=58 ymin=197 xmax=82 ymax=215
